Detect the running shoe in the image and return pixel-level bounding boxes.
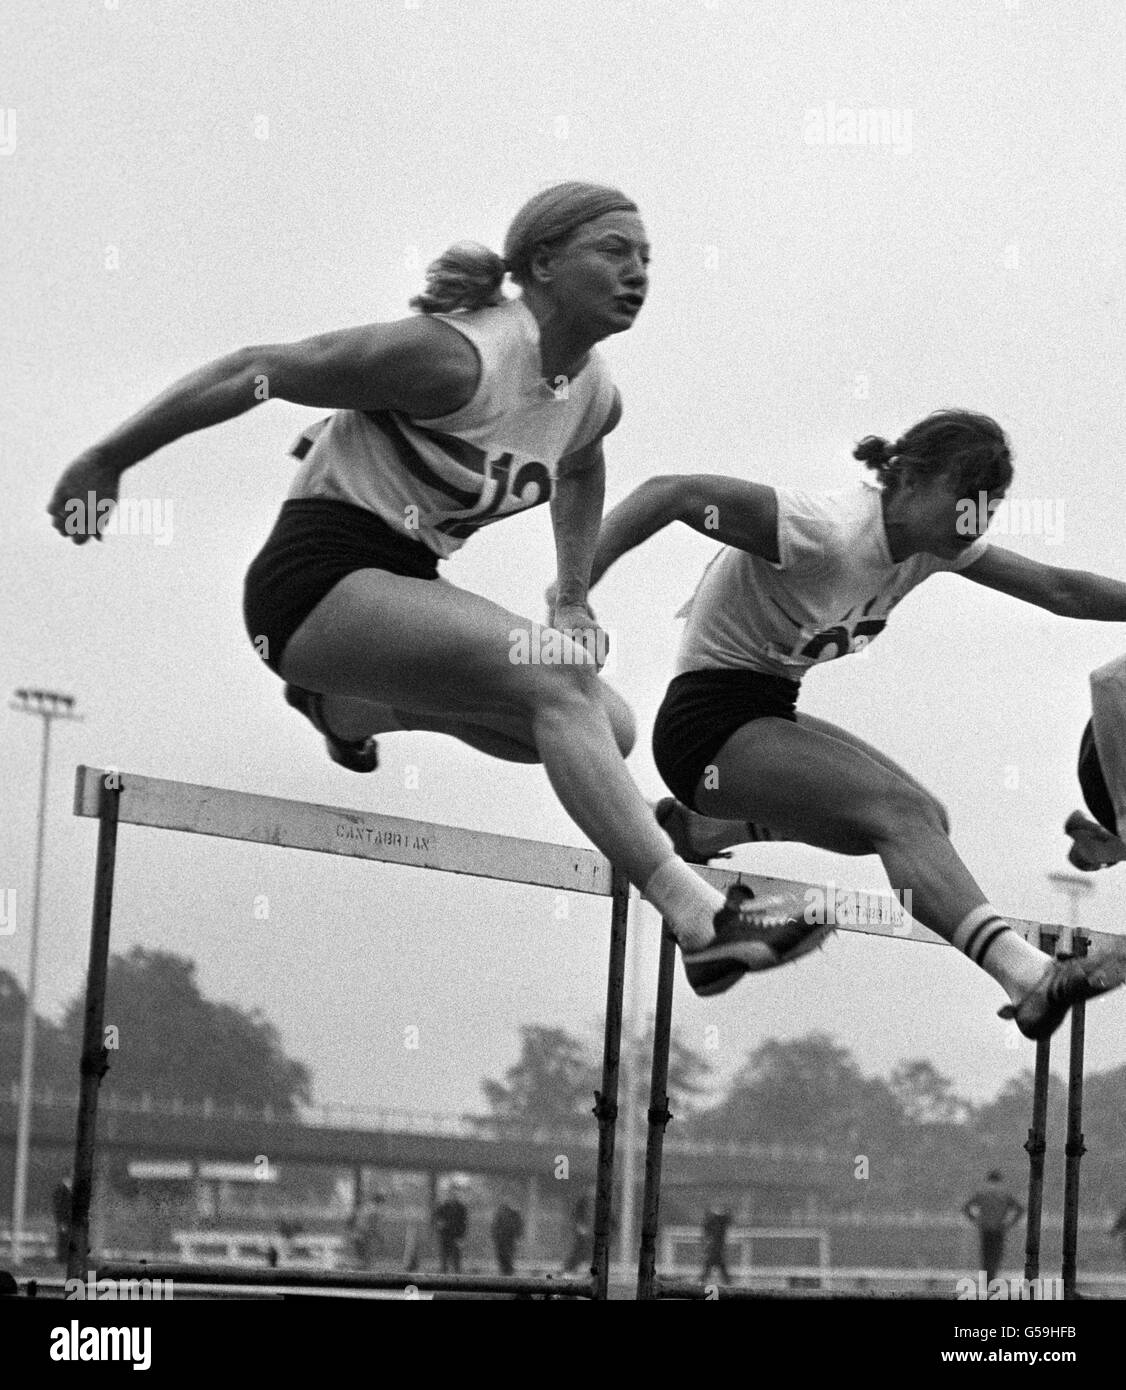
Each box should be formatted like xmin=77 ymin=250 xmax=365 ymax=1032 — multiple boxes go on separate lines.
xmin=683 ymin=884 xmax=834 ymax=997
xmin=284 ymin=683 xmax=379 ymax=773
xmin=655 ymin=796 xmax=733 ymax=865
xmin=997 ymin=948 xmax=1126 ymax=1041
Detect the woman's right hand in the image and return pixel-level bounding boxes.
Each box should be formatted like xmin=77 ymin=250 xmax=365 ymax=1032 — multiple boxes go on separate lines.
xmin=48 ymin=453 xmax=123 ymax=544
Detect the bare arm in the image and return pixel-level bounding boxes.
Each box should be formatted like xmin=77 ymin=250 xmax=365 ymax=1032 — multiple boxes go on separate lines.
xmin=551 ymin=443 xmax=607 ymax=611
xmin=48 ymin=316 xmax=479 ymax=541
xmin=960 ymin=546 xmax=1126 ymax=620
xmin=549 ymin=391 xmax=622 ymax=610
xmin=589 ymin=473 xmax=779 ymax=589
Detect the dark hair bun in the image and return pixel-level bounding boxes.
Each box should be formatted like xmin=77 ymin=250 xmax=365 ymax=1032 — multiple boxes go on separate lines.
xmin=853 ymin=435 xmax=890 ymax=466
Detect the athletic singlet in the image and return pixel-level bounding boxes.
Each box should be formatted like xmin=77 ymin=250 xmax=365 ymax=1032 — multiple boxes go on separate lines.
xmin=286 ymin=298 xmax=617 ymax=558
xmin=676 ymin=479 xmax=990 ymax=679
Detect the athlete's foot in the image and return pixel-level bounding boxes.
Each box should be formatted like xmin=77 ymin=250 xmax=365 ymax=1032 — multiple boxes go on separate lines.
xmin=1064 ymin=811 xmax=1126 ymax=872
xmin=997 ymin=947 xmax=1126 ymax=1041
xmin=655 ymin=797 xmax=750 ymax=865
xmin=284 ymin=683 xmax=379 ymax=773
xmin=682 ymin=884 xmax=834 ymax=997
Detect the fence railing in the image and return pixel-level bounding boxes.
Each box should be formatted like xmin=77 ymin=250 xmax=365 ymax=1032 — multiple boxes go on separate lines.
xmin=3 ymin=1084 xmax=843 ymax=1163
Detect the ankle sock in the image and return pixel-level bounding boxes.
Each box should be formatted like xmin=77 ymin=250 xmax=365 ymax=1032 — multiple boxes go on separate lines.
xmin=951 ymin=904 xmax=1051 ymax=1005
xmin=642 ymin=857 xmax=726 ymax=951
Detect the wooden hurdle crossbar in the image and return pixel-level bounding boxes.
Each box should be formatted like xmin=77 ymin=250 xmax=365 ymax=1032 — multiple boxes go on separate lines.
xmin=70 ymin=766 xmax=1117 ymax=1300
xmin=69 ymin=766 xmax=629 ymax=1299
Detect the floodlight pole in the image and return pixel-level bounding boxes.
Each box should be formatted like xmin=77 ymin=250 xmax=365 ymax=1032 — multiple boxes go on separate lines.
xmin=8 ymin=689 xmax=82 ymax=1265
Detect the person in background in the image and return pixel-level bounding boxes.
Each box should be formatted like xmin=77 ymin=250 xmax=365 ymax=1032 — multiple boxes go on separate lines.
xmin=700 ymin=1206 xmax=733 ymax=1285
xmin=1109 ymin=1202 xmax=1126 ymax=1266
xmin=491 ymin=1201 xmax=525 ymax=1276
xmin=51 ymin=1179 xmax=72 ymax=1266
xmin=433 ymin=1186 xmax=469 ymax=1274
xmin=561 ymin=1188 xmax=595 ymax=1275
xmin=962 ymin=1170 xmax=1023 ymax=1284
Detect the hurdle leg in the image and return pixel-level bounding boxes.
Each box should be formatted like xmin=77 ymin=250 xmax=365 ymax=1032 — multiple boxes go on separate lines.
xmin=1022 ymin=928 xmax=1057 ymax=1285
xmin=1061 ymin=936 xmax=1089 ymax=1300
xmin=1022 ymin=1036 xmax=1052 ymax=1283
xmin=636 ymin=920 xmax=677 ymax=1300
xmin=590 ymin=867 xmax=630 ymax=1301
xmin=67 ymin=778 xmax=120 ymax=1281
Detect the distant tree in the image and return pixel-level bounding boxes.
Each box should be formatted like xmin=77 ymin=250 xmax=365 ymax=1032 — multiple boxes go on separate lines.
xmin=1074 ymin=1064 xmax=1126 ymax=1211
xmin=480 ymin=1025 xmax=594 ymax=1135
xmin=54 ymin=948 xmax=313 ymax=1114
xmin=689 ymin=1033 xmax=901 ymax=1151
xmin=625 ymin=1021 xmax=714 ymax=1121
xmin=479 ymin=1022 xmax=714 ymax=1137
xmin=0 ymin=969 xmax=74 ymax=1093
xmin=889 ymin=1060 xmax=970 ymax=1125
xmin=973 ymin=1069 xmax=1068 ymax=1151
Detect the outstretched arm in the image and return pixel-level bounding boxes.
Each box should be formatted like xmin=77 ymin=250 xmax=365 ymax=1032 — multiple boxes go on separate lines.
xmin=589 ymin=473 xmax=780 ymax=589
xmin=961 ymin=546 xmax=1126 ymax=620
xmin=48 ymin=316 xmax=479 ymax=543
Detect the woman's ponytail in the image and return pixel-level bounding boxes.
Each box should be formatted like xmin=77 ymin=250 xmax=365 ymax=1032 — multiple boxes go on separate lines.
xmin=854 ymin=411 xmax=1013 ymax=496
xmin=409 ymin=241 xmax=508 ymax=314
xmin=853 ymin=435 xmax=895 ymax=473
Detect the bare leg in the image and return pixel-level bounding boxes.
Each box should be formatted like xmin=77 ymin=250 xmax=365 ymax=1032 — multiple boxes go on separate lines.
xmin=315 ymin=680 xmax=636 ymax=766
xmin=672 ymin=711 xmax=951 ymax=857
xmin=279 ymin=569 xmax=673 ymax=890
xmin=692 ymin=716 xmax=992 ymax=942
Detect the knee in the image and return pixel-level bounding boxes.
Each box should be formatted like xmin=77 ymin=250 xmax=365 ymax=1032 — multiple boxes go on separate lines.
xmin=857 ymin=783 xmax=948 ymax=844
xmin=526 ymin=658 xmax=602 ymax=715
xmin=602 ymin=687 xmax=637 ymax=758
xmin=526 ymin=665 xmax=634 ymax=754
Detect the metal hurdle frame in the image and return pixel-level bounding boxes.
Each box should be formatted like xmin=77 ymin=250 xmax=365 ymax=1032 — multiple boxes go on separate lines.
xmin=67 ymin=766 xmax=630 ymax=1300
xmin=637 ymin=869 xmax=1119 ymax=1301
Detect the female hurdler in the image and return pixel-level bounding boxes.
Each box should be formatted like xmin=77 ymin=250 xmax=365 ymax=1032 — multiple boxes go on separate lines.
xmin=47 ymin=181 xmax=819 ymax=988
xmin=584 ymin=410 xmax=1126 ymax=1034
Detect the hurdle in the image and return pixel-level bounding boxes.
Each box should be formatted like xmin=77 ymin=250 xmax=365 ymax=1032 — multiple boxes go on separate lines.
xmin=68 ymin=766 xmax=630 ymax=1300
xmin=636 ymin=873 xmax=1122 ymax=1301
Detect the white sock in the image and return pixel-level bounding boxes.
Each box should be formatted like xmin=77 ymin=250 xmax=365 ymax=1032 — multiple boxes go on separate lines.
xmin=951 ymin=905 xmax=1051 ymax=1005
xmin=642 ymin=857 xmax=726 ymax=951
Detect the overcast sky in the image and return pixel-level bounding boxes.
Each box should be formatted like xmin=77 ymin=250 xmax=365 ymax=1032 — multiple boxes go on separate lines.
xmin=4 ymin=1 xmax=1126 ymax=1126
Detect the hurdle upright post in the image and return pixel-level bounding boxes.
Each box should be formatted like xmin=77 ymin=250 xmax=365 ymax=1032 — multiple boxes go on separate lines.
xmin=1061 ymin=935 xmax=1089 ymax=1300
xmin=1022 ymin=926 xmax=1056 ymax=1285
xmin=636 ymin=920 xmax=678 ymax=1300
xmin=590 ymin=867 xmax=631 ymax=1300
xmin=66 ymin=775 xmax=120 ymax=1282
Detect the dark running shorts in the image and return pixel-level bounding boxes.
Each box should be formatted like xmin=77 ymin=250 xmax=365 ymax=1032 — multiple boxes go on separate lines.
xmin=652 ymin=668 xmax=800 ymax=810
xmin=1078 ymin=718 xmax=1117 ymax=835
xmin=243 ymin=498 xmax=441 ymax=675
